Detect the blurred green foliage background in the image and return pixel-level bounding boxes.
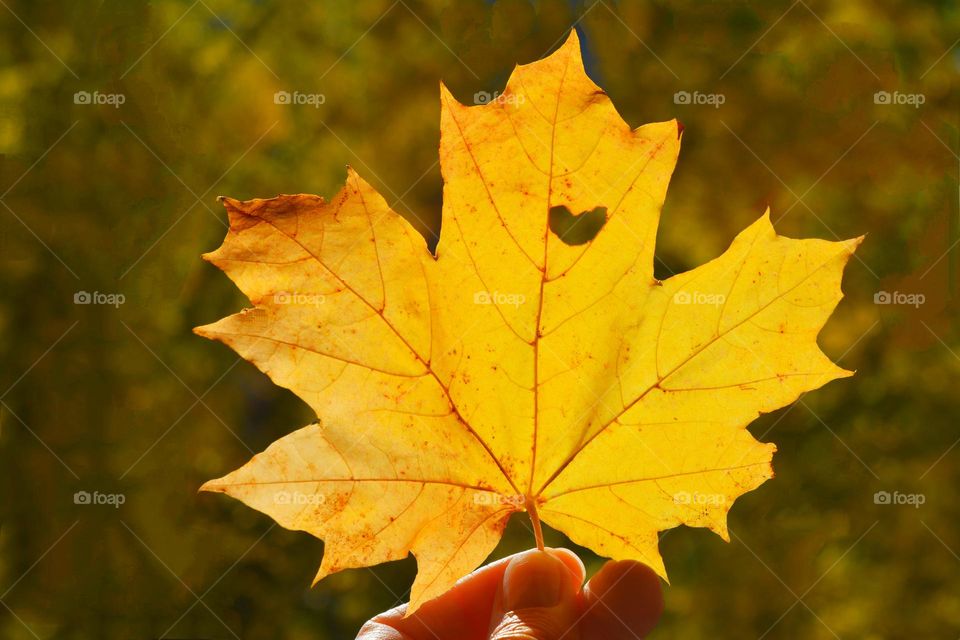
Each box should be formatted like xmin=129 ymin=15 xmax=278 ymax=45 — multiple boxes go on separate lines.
xmin=1 ymin=0 xmax=958 ymax=637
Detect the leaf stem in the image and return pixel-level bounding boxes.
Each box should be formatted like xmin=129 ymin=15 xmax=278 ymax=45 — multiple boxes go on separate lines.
xmin=525 ymin=496 xmax=545 ymax=551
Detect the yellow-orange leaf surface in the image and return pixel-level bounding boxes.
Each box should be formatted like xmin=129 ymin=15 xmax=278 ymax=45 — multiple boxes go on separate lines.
xmin=198 ymin=32 xmax=861 ymax=612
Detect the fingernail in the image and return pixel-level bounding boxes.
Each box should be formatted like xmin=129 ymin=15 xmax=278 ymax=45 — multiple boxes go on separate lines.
xmin=503 ymin=551 xmax=565 ymax=610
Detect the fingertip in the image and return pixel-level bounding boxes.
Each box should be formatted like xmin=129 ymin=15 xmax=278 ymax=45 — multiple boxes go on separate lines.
xmin=545 ymin=547 xmax=586 ymax=590
xmin=356 ymin=619 xmax=409 ymax=640
xmin=501 ymin=549 xmax=584 ymax=596
xmin=581 ymin=560 xmax=664 ymax=639
xmin=491 ymin=550 xmax=584 ymax=640
xmin=502 ymin=549 xmax=573 ymax=609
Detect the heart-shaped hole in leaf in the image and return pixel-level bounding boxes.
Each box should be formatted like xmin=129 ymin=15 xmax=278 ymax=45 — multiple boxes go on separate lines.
xmin=548 ymin=204 xmax=608 ymax=245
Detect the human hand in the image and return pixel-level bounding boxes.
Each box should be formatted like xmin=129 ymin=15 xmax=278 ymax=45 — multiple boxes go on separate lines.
xmin=356 ymin=548 xmax=663 ymax=639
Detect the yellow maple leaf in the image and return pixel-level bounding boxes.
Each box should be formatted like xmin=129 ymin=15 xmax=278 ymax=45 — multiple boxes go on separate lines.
xmin=197 ymin=31 xmax=861 ymax=612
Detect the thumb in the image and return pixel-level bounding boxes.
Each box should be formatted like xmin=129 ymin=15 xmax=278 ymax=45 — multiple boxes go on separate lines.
xmin=488 ymin=549 xmax=583 ymax=640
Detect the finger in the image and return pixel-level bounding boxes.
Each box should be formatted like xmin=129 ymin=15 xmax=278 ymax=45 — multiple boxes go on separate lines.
xmin=580 ymin=560 xmax=663 ymax=640
xmin=361 ymin=551 xmax=531 ymax=640
xmin=544 ymin=547 xmax=587 ymax=591
xmin=356 ymin=613 xmax=410 ymax=640
xmin=488 ymin=549 xmax=585 ymax=640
